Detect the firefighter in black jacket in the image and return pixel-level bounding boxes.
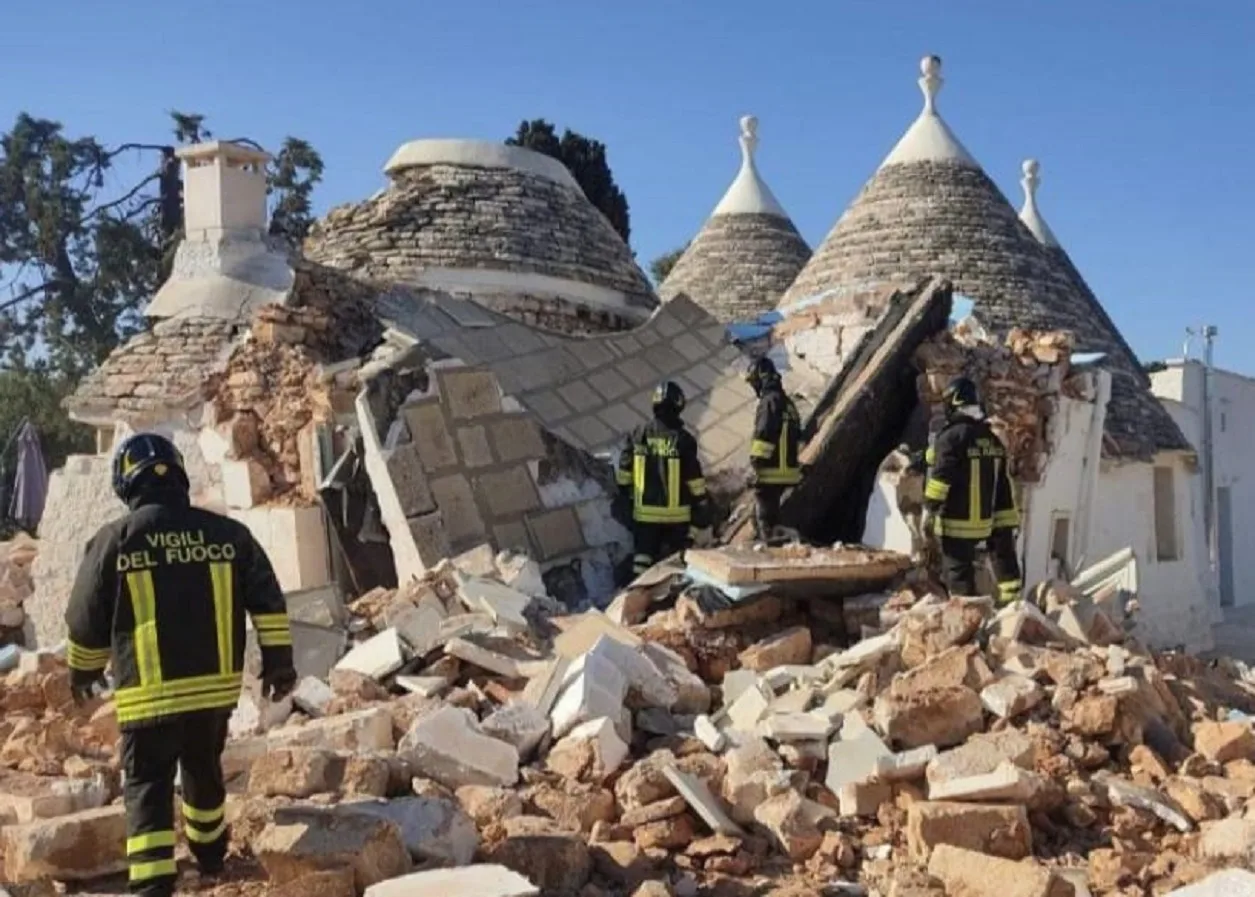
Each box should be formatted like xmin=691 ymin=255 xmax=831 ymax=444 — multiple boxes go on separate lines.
xmin=615 ymin=381 xmax=710 ymax=576
xmin=922 ymin=377 xmax=1024 ymax=606
xmin=746 ymin=357 xmax=803 ymax=543
xmin=65 ymin=433 xmax=296 ymax=897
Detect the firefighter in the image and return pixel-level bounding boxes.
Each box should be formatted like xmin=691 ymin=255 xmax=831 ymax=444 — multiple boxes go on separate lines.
xmin=745 ymin=356 xmax=803 ymax=543
xmin=921 ymin=376 xmax=1024 ymax=605
xmin=615 ymin=381 xmax=710 ymax=576
xmin=65 ymin=433 xmax=296 ymax=897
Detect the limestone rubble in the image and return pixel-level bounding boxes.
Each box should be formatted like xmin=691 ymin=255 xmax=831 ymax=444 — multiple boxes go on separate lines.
xmin=2 ymin=544 xmax=1255 ymax=896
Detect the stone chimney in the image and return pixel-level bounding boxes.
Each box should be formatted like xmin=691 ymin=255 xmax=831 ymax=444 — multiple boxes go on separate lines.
xmin=177 ymin=141 xmax=271 ymax=240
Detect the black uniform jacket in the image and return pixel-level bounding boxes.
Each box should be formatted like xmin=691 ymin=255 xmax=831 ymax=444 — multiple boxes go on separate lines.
xmin=749 ymin=386 xmax=802 ymax=486
xmin=615 ymin=416 xmax=708 ymax=525
xmin=923 ymin=414 xmax=1020 ymax=540
xmin=65 ymin=500 xmax=293 ymax=730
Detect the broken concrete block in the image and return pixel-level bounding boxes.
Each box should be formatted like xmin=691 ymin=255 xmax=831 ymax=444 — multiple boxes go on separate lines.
xmin=759 ymin=712 xmax=835 ymax=742
xmin=0 ymin=805 xmax=127 ymax=883
xmin=385 ymin=593 xmax=448 ymax=656
xmin=872 ymin=745 xmax=938 ymax=783
xmin=0 ymin=773 xmax=110 ymax=824
xmin=292 ymin=676 xmax=334 ymax=717
xmin=928 ymin=762 xmax=1046 ymax=804
xmin=550 ymin=648 xmax=628 ymax=739
xmin=752 ymin=790 xmax=825 ymax=860
xmin=363 ymin=864 xmax=540 ymax=897
xmin=520 ymin=657 xmax=570 ymax=716
xmin=873 ymin=686 xmax=984 ymax=749
xmin=815 ymin=688 xmax=864 ymax=720
xmin=587 ymin=634 xmax=677 ymax=709
xmin=224 ymin=707 xmax=395 ymax=778
xmin=444 ymin=636 xmax=529 ymax=678
xmin=822 ymin=631 xmax=899 ymax=672
xmin=694 ymin=715 xmax=727 ymax=752
xmin=249 ymin=747 xmax=344 ymax=798
xmin=396 ymin=675 xmax=451 ymax=698
xmin=838 ymin=780 xmax=894 ymax=818
xmin=253 ymin=807 xmax=412 ymax=891
xmin=721 ymin=669 xmax=760 ymax=707
xmin=662 ymin=765 xmax=743 ymax=836
xmin=825 ymin=726 xmax=892 ymax=793
xmin=906 ymin=800 xmax=1032 ymax=861
xmin=340 ymin=796 xmax=479 ymax=867
xmin=1092 ymin=771 xmax=1193 ymax=832
xmin=1194 ymin=720 xmax=1255 ymax=763
xmin=480 ymin=703 xmax=550 ymax=759
xmin=722 ymin=740 xmax=793 ymax=825
xmin=641 ymin=642 xmax=711 ymax=714
xmin=482 ymin=815 xmax=593 ymax=895
xmin=547 ymin=718 xmax=629 ymax=782
xmin=335 ymin=628 xmax=406 ymax=680
xmin=400 ymin=705 xmax=520 ymax=789
xmin=725 ymin=680 xmax=773 ymax=733
xmin=926 ymin=730 xmax=1036 ymax=785
xmin=980 ymin=674 xmax=1044 ymax=719
xmin=927 ymin=844 xmax=1073 ymax=897
xmin=738 ymin=625 xmax=812 ymax=671
xmin=766 ymin=686 xmax=816 ymax=713
xmin=457 ymin=577 xmax=533 ymax=635
xmin=1096 ymin=675 xmax=1138 ymax=695
xmin=496 ymin=550 xmax=549 ymax=599
xmin=552 ymin=611 xmax=641 ymax=658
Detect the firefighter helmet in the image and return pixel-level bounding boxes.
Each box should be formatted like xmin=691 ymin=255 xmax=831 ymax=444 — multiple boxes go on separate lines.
xmin=745 ymin=356 xmax=780 ymax=394
xmin=941 ymin=376 xmax=981 ymax=411
xmin=112 ymin=432 xmax=189 ymax=503
xmin=651 ymin=380 xmax=687 ymax=416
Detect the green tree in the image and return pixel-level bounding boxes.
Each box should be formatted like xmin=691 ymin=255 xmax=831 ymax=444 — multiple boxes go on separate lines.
xmin=507 ymin=119 xmax=631 ymax=245
xmin=0 ymin=112 xmax=324 ymax=378
xmin=649 ymin=244 xmax=688 ymax=284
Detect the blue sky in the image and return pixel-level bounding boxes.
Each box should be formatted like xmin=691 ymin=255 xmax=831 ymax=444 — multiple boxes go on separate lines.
xmin=3 ymin=1 xmax=1252 ymax=370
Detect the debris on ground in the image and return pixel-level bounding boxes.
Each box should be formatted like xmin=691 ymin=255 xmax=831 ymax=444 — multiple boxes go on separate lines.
xmin=4 ymin=539 xmax=1255 ymax=897
xmin=0 ymin=534 xmax=37 ymax=640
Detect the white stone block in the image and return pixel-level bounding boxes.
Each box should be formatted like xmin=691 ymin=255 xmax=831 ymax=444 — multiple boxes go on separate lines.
xmin=292 ymin=676 xmax=334 ymax=716
xmin=231 ymin=505 xmax=331 ymax=593
xmin=694 ymin=715 xmax=728 ymax=752
xmin=563 ymin=717 xmax=629 ymax=775
xmin=586 ymin=634 xmax=677 ymax=709
xmin=220 ymin=459 xmax=271 ymax=509
xmin=980 ymin=674 xmax=1043 ymax=720
xmin=759 ymin=712 xmax=835 ymax=742
xmin=726 ymin=681 xmax=773 ymax=733
xmin=872 ymin=745 xmax=939 ymax=783
xmin=364 ymin=864 xmax=539 ymax=897
xmin=335 ymin=629 xmax=406 ymax=681
xmin=401 ymin=705 xmax=519 ymax=789
xmin=457 ymin=577 xmax=532 ymax=635
xmin=550 ymin=647 xmax=628 ymax=738
xmin=480 ymin=704 xmax=550 ymax=759
xmin=825 ymin=729 xmax=891 ymax=793
xmin=223 ymin=707 xmax=394 ymax=778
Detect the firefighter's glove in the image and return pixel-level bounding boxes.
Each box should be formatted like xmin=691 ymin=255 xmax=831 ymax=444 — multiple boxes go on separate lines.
xmin=70 ymin=669 xmax=108 ymax=706
xmin=262 ymin=668 xmax=297 ymax=702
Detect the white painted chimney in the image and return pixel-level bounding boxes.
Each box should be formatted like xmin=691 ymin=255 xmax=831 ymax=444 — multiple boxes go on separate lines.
xmin=177 ymin=141 xmax=271 ymax=240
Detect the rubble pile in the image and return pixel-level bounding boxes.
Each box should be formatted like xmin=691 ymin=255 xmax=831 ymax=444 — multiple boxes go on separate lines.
xmin=915 ymin=323 xmax=1088 ymax=482
xmin=0 ymin=534 xmax=36 ymax=635
xmin=210 ymin=303 xmax=359 ymax=502
xmin=4 ymin=543 xmax=1255 ymax=897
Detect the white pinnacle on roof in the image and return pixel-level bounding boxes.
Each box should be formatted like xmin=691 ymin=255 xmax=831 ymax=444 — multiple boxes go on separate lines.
xmin=1018 ymin=158 xmax=1060 ymax=247
xmin=879 ymin=55 xmax=977 ymax=169
xmin=710 ymin=115 xmax=790 ymax=218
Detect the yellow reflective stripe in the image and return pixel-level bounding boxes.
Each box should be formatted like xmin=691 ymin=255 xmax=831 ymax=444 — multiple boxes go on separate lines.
xmin=114 ymin=672 xmax=244 ymax=706
xmin=999 ymin=579 xmax=1023 ymax=594
xmin=925 ymin=446 xmax=936 ymax=465
xmin=777 ymin=428 xmax=789 ymax=474
xmin=183 ymin=802 xmax=225 ymax=824
xmin=666 ymin=458 xmax=680 ymax=510
xmin=210 ymin=562 xmax=233 ymax=676
xmin=939 ymin=518 xmax=994 ymax=538
xmin=633 ymin=506 xmax=692 ymax=524
xmin=251 ymin=614 xmax=288 ymax=629
xmin=687 ymin=478 xmax=707 ymax=497
xmin=924 ymin=479 xmax=950 ymax=500
xmin=67 ymin=641 xmax=111 ymax=671
xmin=615 ymin=468 xmax=633 ymax=485
xmin=757 ymin=469 xmax=802 ymax=485
xmin=116 ymin=687 xmax=243 ymax=725
xmin=185 ymin=818 xmax=228 ymax=843
xmin=127 ymin=571 xmax=161 ymax=687
xmin=632 ymin=454 xmax=645 ymax=509
xmin=969 ymin=459 xmax=981 ymax=525
xmin=130 ymin=859 xmax=178 ymax=882
xmin=992 ymin=509 xmax=1021 ymax=528
xmin=749 ymin=439 xmax=775 ymax=459
xmin=257 ymin=630 xmax=294 ymax=648
xmin=127 ymin=831 xmax=176 ymax=855
xmin=253 ymin=611 xmax=292 ymax=648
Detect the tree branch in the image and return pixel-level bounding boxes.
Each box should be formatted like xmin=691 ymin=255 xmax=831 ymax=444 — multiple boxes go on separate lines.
xmin=80 ymin=173 xmax=159 ymax=225
xmin=0 ymin=281 xmax=53 ymax=315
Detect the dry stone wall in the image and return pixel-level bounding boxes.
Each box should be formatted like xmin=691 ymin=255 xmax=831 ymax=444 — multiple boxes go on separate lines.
xmin=660 ymin=213 xmax=811 ymax=324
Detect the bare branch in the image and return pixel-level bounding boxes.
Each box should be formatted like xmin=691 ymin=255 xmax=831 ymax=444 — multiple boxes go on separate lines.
xmin=0 ymin=281 xmax=53 ymax=315
xmin=80 ymin=173 xmax=159 ymax=225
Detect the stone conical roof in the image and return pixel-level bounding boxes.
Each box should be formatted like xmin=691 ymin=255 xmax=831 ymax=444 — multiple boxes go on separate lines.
xmin=303 ymin=139 xmax=657 ymax=333
xmin=776 ymin=56 xmax=1187 ymax=458
xmin=659 ymin=116 xmax=811 ymax=323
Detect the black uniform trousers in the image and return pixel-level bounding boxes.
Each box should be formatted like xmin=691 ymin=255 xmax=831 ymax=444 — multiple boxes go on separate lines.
xmin=940 ymin=529 xmax=1021 ymax=599
xmin=632 ymin=522 xmax=690 ymax=575
xmin=752 ymin=485 xmax=786 ymax=542
xmin=122 ymin=710 xmax=231 ymax=896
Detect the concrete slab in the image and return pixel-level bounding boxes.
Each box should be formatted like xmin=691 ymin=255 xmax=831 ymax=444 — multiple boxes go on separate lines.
xmin=825 ymin=728 xmax=891 ymax=793
xmin=335 ymin=629 xmax=407 ymax=680
xmin=662 ymin=765 xmax=744 ymax=836
xmin=401 ymin=705 xmax=520 ymax=789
